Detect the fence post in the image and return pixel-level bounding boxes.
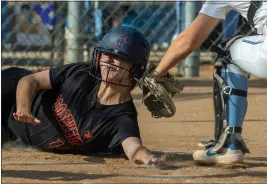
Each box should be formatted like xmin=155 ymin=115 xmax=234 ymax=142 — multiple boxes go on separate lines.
xmin=54 ymin=2 xmax=67 ymax=66
xmin=184 ymin=2 xmax=200 ymax=77
xmin=175 ymin=1 xmax=185 ymax=75
xmin=67 ymin=2 xmax=83 ymax=63
xmin=94 ymin=1 xmax=102 ymax=40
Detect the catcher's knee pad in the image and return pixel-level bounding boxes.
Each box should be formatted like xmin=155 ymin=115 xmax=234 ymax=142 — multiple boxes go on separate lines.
xmin=229 ymin=35 xmax=267 ymax=79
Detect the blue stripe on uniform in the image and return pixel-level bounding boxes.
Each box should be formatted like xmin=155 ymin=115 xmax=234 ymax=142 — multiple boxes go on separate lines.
xmin=242 ymin=39 xmax=264 ymax=45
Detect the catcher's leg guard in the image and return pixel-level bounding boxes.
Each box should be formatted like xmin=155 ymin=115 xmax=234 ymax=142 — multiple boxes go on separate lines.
xmin=198 ymin=58 xmax=250 ymax=154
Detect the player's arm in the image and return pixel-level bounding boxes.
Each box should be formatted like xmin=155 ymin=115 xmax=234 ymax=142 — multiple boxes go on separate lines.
xmin=14 ymin=63 xmax=86 ymax=123
xmin=13 ymin=70 xmax=52 ymax=124
xmin=122 ymin=137 xmax=165 ymax=167
xmin=155 ymin=13 xmax=221 ymax=76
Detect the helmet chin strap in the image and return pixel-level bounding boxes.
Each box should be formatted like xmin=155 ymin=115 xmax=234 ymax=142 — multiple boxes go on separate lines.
xmin=102 ymin=80 xmax=132 ymax=88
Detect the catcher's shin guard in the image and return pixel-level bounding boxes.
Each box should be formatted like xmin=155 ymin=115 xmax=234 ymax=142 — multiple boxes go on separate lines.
xmin=199 ymin=57 xmax=250 ymax=154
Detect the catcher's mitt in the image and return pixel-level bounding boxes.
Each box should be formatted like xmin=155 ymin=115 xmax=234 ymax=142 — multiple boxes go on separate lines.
xmin=135 ymin=64 xmax=183 ymax=118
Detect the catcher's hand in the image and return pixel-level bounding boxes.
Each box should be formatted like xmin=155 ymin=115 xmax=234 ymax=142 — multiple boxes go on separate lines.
xmin=135 ymin=64 xmax=183 ymax=118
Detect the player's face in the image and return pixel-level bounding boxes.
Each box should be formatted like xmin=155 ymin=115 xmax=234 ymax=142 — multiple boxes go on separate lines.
xmin=99 ymin=52 xmax=133 ymax=86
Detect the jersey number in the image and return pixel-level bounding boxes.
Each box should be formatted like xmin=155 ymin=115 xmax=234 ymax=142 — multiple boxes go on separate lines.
xmin=49 ymin=138 xmax=65 ymax=148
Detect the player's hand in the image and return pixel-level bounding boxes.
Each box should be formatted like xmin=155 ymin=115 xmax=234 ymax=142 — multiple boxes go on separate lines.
xmin=135 ymin=153 xmax=166 ymax=168
xmin=13 ymin=111 xmax=41 ymax=124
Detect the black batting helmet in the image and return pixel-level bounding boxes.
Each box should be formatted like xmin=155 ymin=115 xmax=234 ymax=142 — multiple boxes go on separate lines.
xmin=89 ymin=26 xmax=150 ymax=87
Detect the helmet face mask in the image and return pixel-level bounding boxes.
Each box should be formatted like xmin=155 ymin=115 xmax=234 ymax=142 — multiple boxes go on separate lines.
xmin=91 ymin=50 xmax=134 ymax=87
xmin=89 ymin=26 xmax=150 ymax=88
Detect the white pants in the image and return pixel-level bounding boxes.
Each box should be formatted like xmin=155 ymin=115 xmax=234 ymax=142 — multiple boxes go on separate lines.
xmin=229 ymin=25 xmax=267 ymax=79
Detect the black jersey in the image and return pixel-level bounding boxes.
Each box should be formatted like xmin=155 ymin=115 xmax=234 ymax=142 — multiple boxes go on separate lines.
xmin=7 ymin=62 xmax=141 ymax=154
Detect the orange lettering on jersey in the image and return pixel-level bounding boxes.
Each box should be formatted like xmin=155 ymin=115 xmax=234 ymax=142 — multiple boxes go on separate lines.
xmin=53 ymin=94 xmax=84 ymax=147
xmin=60 ymin=109 xmax=71 ymax=120
xmin=83 ymin=130 xmax=93 ymax=140
xmin=54 ymin=96 xmax=63 ymax=108
xmin=61 ymin=121 xmax=74 ymax=131
xmin=66 ymin=129 xmax=78 ymax=137
xmin=55 ymin=104 xmax=67 ymax=114
xmin=57 ymin=114 xmax=73 ymax=127
xmin=70 ymin=138 xmax=83 ymax=146
xmin=55 ymin=94 xmax=63 ymax=101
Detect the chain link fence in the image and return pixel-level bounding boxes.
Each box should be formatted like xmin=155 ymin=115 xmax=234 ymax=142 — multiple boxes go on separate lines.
xmin=1 ymin=1 xmax=254 ymax=73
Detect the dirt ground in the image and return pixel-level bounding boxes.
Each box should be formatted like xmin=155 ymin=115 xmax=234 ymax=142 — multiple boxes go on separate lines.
xmin=2 ymin=65 xmax=267 ymax=183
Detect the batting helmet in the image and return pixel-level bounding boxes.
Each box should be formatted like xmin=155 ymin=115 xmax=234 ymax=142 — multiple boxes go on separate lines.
xmin=89 ymin=26 xmax=150 ymax=87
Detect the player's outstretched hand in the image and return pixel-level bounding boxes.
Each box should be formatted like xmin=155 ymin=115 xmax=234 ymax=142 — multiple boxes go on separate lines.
xmin=135 ymin=153 xmax=166 ymax=169
xmin=144 ymin=154 xmax=166 ymax=168
xmin=13 ymin=111 xmax=41 ymax=124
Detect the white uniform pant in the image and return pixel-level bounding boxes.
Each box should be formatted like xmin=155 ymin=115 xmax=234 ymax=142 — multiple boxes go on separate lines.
xmin=229 ymin=24 xmax=267 ymax=79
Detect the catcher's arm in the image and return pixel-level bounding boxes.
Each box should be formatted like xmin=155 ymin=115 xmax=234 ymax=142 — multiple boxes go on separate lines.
xmin=155 ymin=14 xmax=221 ymax=76
xmin=14 ymin=70 xmax=51 ymax=124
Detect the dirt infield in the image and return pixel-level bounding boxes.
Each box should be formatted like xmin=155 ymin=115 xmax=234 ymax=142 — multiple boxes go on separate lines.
xmin=2 ymin=65 xmax=267 ymax=183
